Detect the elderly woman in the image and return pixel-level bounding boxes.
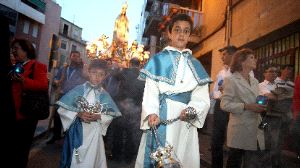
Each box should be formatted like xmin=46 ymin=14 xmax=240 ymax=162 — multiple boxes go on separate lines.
xmin=220 ymin=48 xmax=268 ymax=167
xmin=11 ymin=38 xmax=48 ymax=168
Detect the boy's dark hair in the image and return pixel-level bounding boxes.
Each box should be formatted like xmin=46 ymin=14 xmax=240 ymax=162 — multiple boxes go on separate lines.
xmin=88 ymin=59 xmax=108 ymax=71
xmin=168 ymin=13 xmax=193 ymax=33
xmin=11 ymin=38 xmax=36 ymax=59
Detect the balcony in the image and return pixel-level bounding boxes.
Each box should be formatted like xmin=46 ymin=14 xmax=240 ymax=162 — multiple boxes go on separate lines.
xmin=143 ymin=0 xmax=163 ymax=37
xmin=143 ymin=1 xmax=203 ymax=44
xmin=21 ymin=0 xmax=46 ymax=13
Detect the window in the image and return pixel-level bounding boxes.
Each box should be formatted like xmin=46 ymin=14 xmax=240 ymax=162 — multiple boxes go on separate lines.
xmin=73 ymin=29 xmax=79 ymax=39
xmin=32 ymin=24 xmax=39 ymax=37
xmin=60 ymin=55 xmax=66 ymax=67
xmin=23 ymin=20 xmax=30 ymax=34
xmin=255 ymin=32 xmax=299 ymax=81
xmin=63 ymin=24 xmax=69 ymax=36
xmin=72 ymin=44 xmax=77 ymax=51
xmin=61 ymin=40 xmax=67 ymax=49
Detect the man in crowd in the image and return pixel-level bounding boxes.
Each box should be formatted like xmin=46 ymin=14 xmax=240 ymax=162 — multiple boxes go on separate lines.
xmin=211 ymin=45 xmax=237 ymax=168
xmin=47 ymin=50 xmax=86 ymax=144
xmin=259 ymin=64 xmax=294 ymax=168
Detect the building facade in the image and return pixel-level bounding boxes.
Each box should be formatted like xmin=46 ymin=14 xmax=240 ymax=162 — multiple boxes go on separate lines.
xmin=1 ymin=0 xmax=46 ymax=54
xmin=58 ymin=17 xmax=87 ymax=67
xmin=141 ymin=0 xmax=300 ymax=88
xmin=194 ymin=0 xmax=300 ymax=82
xmin=0 ymin=0 xmax=63 ymax=69
xmin=141 ymin=0 xmax=203 ymax=56
xmin=38 ymin=0 xmax=61 ymax=70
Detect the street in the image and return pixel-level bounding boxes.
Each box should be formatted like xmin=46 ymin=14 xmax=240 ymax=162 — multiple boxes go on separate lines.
xmin=27 ymin=114 xmax=300 ymax=168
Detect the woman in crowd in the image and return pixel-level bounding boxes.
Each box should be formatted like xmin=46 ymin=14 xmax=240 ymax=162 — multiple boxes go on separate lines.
xmin=11 ymin=39 xmax=48 ymax=168
xmin=221 ymin=48 xmax=269 ymax=167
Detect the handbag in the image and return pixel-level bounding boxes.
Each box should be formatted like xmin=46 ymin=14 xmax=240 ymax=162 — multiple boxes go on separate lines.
xmin=20 ymin=63 xmax=50 ymax=120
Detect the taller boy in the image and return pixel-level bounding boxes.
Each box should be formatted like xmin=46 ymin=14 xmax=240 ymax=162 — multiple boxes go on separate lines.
xmin=135 ymin=14 xmax=211 ymax=168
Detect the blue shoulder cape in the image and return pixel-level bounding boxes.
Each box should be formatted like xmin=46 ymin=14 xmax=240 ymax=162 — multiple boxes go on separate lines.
xmin=57 ymin=83 xmax=121 ymax=168
xmin=56 ymin=83 xmax=121 ymax=117
xmin=139 ymin=49 xmax=212 ymax=85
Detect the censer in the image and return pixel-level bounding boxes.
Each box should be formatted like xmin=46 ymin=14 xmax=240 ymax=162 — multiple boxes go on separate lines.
xmin=150 ymin=127 xmax=182 ymax=168
xmin=75 ymin=96 xmax=104 ymax=114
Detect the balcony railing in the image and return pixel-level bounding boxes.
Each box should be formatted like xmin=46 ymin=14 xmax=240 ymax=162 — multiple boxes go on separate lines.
xmin=21 ymin=0 xmax=46 ymax=13
xmin=161 ymin=3 xmax=203 ymax=34
xmin=145 ymin=1 xmax=203 ymax=36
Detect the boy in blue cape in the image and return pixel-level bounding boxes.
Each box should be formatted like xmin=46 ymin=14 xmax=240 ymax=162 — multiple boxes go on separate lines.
xmin=135 ymin=14 xmax=212 ymax=168
xmin=56 ymin=59 xmax=121 ymax=168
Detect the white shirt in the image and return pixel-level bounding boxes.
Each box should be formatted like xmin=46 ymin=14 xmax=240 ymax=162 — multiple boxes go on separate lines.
xmin=258 ymin=80 xmax=276 ymax=95
xmin=212 ymin=66 xmax=255 ymax=99
xmin=212 ymin=66 xmax=231 ymax=99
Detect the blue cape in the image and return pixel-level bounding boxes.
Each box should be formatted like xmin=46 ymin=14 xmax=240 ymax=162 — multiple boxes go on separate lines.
xmin=139 ymin=49 xmax=212 ymax=85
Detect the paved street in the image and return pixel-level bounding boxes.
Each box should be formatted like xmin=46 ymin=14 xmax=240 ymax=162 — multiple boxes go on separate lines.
xmin=27 ymin=114 xmax=300 ymax=168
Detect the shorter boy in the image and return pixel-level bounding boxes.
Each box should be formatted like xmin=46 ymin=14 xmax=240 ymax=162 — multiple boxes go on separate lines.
xmin=56 ymin=59 xmax=121 ymax=168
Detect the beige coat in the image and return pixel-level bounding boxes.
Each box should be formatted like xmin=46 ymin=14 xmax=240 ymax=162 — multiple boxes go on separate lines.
xmin=221 ymin=72 xmax=265 ymax=150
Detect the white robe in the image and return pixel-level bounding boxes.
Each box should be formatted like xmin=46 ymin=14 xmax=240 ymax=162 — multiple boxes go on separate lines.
xmin=135 ymin=52 xmax=210 ymax=168
xmin=58 ymin=89 xmax=113 ymax=168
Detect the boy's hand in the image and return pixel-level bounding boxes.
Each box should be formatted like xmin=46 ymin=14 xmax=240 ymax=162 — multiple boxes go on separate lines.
xmin=179 ymin=110 xmax=187 ymax=121
xmin=90 ymin=113 xmax=101 ymax=121
xmin=78 ymin=112 xmax=101 ymax=123
xmin=148 ymin=114 xmax=159 ymax=127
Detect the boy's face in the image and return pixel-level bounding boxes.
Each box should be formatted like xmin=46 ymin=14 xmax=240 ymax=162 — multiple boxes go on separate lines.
xmin=168 ymin=20 xmax=191 ymax=51
xmin=88 ymin=68 xmax=106 ymax=86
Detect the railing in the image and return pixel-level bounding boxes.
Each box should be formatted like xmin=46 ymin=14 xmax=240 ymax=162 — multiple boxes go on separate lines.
xmin=22 ymin=0 xmax=46 ymax=13
xmin=148 ymin=1 xmax=203 ymax=34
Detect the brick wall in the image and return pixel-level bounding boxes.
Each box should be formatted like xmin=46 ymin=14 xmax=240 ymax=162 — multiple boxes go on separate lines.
xmin=193 ymin=0 xmax=300 ymax=91
xmin=193 ymin=0 xmax=228 ymax=90
xmin=231 ymin=0 xmax=300 ymax=46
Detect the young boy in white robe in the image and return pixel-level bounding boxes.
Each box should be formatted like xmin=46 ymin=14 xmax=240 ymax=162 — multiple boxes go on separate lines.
xmin=56 ymin=59 xmax=121 ymax=168
xmin=135 ymin=14 xmax=211 ymax=168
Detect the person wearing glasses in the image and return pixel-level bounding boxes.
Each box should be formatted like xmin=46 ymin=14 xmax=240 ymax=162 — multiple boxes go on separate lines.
xmin=11 ymin=38 xmax=48 ymax=168
xmin=135 ymin=13 xmax=211 ymax=168
xmin=260 ymin=64 xmax=295 ymax=167
xmin=258 ymin=65 xmax=278 ymax=98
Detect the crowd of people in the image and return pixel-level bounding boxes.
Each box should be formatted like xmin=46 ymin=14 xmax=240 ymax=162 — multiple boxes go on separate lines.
xmin=2 ymin=13 xmax=299 ymax=168
xmin=211 ymin=47 xmax=299 ymax=168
